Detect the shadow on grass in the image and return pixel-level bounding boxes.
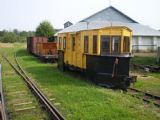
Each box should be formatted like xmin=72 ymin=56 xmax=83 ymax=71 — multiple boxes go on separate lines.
xmin=25 ymin=65 xmax=94 ymax=87
xmin=16 ymin=48 xmax=94 ymax=87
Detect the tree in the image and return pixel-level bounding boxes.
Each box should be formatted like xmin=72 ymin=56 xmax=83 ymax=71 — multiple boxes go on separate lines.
xmin=2 ymin=32 xmax=17 ymax=43
xmin=35 ymin=20 xmax=55 ymax=38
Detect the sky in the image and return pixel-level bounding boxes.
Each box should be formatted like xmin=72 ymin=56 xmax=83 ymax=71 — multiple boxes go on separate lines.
xmin=0 ymin=0 xmax=160 ymax=31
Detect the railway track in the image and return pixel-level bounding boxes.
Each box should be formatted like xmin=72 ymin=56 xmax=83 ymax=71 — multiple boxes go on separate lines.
xmin=0 ymin=59 xmax=8 ymax=120
xmin=128 ymin=88 xmax=160 ymax=107
xmin=131 ymin=62 xmax=160 ymax=73
xmin=2 ymin=53 xmax=65 ymax=120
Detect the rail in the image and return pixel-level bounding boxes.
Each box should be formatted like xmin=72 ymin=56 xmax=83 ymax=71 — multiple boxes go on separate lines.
xmin=0 ymin=59 xmax=8 ymax=120
xmin=131 ymin=63 xmax=160 ymax=73
xmin=2 ymin=54 xmax=65 ymax=120
xmin=128 ymin=88 xmax=160 ymax=107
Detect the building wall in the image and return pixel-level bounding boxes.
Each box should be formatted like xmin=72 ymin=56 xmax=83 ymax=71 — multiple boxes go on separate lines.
xmin=157 ymin=37 xmax=160 ymax=46
xmin=132 ymin=36 xmax=160 ymax=52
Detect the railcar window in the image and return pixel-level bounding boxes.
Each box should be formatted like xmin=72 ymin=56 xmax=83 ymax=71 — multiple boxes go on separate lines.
xmin=112 ymin=36 xmax=121 ymax=53
xmin=72 ymin=36 xmax=75 ymax=51
xmin=63 ymin=37 xmax=66 ymax=49
xmin=93 ymin=35 xmax=97 ymax=54
xmin=101 ymin=35 xmax=110 ymax=54
xmin=84 ymin=36 xmax=89 ymax=53
xmin=123 ymin=37 xmax=130 ymax=52
xmin=59 ymin=37 xmax=61 ymax=49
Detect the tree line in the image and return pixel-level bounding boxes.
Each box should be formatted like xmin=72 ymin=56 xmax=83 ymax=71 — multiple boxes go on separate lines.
xmin=0 ymin=20 xmax=56 ymax=43
xmin=0 ymin=29 xmax=35 ymax=43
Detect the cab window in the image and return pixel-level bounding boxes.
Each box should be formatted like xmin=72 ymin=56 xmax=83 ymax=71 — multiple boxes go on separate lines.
xmin=112 ymin=36 xmax=121 ymax=53
xmin=93 ymin=35 xmax=97 ymax=54
xmin=101 ymin=35 xmax=110 ymax=54
xmin=72 ymin=36 xmax=75 ymax=51
xmin=84 ymin=36 xmax=89 ymax=53
xmin=123 ymin=37 xmax=130 ymax=52
xmin=63 ymin=37 xmax=66 ymax=49
xmin=59 ymin=37 xmax=62 ymax=49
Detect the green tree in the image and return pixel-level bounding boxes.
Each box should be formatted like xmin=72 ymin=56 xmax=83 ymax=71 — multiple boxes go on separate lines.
xmin=36 ymin=20 xmax=55 ymax=38
xmin=2 ymin=32 xmax=17 ymax=43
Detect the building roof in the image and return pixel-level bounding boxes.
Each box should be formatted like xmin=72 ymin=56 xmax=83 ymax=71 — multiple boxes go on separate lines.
xmin=57 ymin=6 xmax=160 ymax=37
xmin=81 ymin=6 xmax=138 ymax=23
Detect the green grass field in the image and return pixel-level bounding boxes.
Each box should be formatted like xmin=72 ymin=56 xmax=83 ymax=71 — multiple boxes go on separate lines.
xmin=131 ymin=55 xmax=160 ymax=96
xmin=1 ymin=43 xmax=160 ymax=120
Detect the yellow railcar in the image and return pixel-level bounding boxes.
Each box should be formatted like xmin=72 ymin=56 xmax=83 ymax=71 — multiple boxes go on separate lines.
xmin=57 ymin=26 xmax=134 ymax=88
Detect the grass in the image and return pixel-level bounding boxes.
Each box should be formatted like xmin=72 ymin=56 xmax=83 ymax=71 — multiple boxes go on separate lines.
xmin=130 ymin=55 xmax=160 ymax=96
xmin=131 ymin=56 xmax=157 ymax=65
xmin=1 ymin=43 xmax=160 ymax=120
xmin=15 ymin=45 xmax=160 ymax=120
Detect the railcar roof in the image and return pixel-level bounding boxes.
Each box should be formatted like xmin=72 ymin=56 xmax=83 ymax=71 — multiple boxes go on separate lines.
xmin=57 ymin=21 xmax=160 ymax=36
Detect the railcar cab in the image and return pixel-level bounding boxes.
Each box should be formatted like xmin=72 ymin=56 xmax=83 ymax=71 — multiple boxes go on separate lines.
xmin=84 ymin=26 xmax=133 ymax=88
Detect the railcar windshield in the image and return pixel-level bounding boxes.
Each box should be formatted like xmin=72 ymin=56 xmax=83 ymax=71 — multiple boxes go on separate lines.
xmin=123 ymin=36 xmax=130 ymax=52
xmin=101 ymin=35 xmax=110 ymax=54
xmin=112 ymin=36 xmax=121 ymax=53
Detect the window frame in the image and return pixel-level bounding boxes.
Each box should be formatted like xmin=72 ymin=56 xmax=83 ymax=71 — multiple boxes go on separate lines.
xmin=123 ymin=36 xmax=130 ymax=52
xmin=93 ymin=35 xmax=97 ymax=54
xmin=84 ymin=36 xmax=89 ymax=53
xmin=72 ymin=36 xmax=75 ymax=51
xmin=59 ymin=37 xmax=62 ymax=49
xmin=63 ymin=37 xmax=66 ymax=49
xmin=111 ymin=36 xmax=121 ymax=53
xmin=101 ymin=35 xmax=110 ymax=55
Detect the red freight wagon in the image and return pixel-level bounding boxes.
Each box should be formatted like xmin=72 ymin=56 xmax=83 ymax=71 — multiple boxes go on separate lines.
xmin=27 ymin=37 xmax=48 ymax=54
xmin=27 ymin=37 xmax=57 ymax=62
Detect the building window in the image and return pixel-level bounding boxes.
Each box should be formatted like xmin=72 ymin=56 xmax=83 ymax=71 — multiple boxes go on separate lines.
xmin=93 ymin=35 xmax=97 ymax=54
xmin=101 ymin=35 xmax=110 ymax=54
xmin=112 ymin=36 xmax=121 ymax=53
xmin=123 ymin=37 xmax=130 ymax=52
xmin=59 ymin=37 xmax=61 ymax=49
xmin=63 ymin=37 xmax=66 ymax=49
xmin=72 ymin=36 xmax=75 ymax=51
xmin=84 ymin=36 xmax=89 ymax=53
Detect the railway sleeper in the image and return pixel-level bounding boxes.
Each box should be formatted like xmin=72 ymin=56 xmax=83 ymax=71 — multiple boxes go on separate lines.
xmin=13 ymin=102 xmax=33 ymax=106
xmin=7 ymin=91 xmax=27 ymax=95
xmin=15 ymin=106 xmax=36 ymax=112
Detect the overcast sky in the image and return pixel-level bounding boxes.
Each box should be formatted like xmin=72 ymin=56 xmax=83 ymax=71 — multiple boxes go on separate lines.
xmin=0 ymin=0 xmax=160 ymax=31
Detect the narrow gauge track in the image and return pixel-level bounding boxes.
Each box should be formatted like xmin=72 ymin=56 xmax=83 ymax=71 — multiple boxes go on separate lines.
xmin=0 ymin=59 xmax=8 ymax=120
xmin=128 ymin=88 xmax=160 ymax=107
xmin=131 ymin=62 xmax=160 ymax=73
xmin=2 ymin=54 xmax=65 ymax=120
